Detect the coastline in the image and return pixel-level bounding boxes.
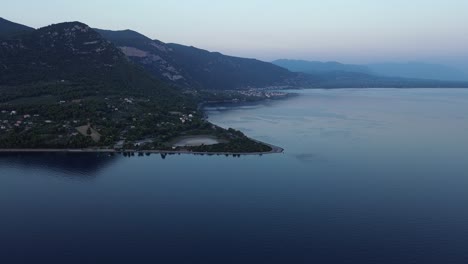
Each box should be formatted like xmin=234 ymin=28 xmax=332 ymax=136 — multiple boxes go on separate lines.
xmin=0 ymin=141 xmax=284 ymax=156
xmin=0 ymin=91 xmax=289 ymax=157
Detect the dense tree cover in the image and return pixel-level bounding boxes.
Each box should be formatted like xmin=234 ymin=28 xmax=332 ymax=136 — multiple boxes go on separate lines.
xmin=182 ymin=128 xmax=272 ymax=153
xmin=189 ymin=138 xmax=272 ymax=153
xmin=0 ymin=94 xmax=273 ymax=151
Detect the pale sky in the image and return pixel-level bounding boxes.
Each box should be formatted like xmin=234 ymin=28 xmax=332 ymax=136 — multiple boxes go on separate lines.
xmin=3 ymin=0 xmax=468 ymax=71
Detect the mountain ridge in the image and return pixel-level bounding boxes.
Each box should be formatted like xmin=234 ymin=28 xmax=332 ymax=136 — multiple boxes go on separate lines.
xmin=0 ymin=17 xmax=34 ymax=38
xmin=97 ymin=29 xmax=468 ymax=90
xmin=273 ymin=59 xmax=372 ymax=74
xmin=273 ymin=59 xmax=468 ymax=82
xmin=368 ymin=62 xmax=468 ymax=82
xmin=95 ymin=28 xmax=298 ymax=90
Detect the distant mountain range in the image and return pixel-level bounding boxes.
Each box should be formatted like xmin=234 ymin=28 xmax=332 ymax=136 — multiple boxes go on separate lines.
xmin=273 ymin=59 xmax=468 ymax=82
xmin=94 ymin=29 xmax=468 ymax=88
xmin=95 ymin=28 xmax=296 ymax=90
xmin=367 ymin=62 xmax=468 ymax=82
xmin=272 ymin=59 xmax=373 ymax=75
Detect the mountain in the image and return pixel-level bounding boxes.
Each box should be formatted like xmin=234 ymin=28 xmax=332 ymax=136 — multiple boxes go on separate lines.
xmin=165 ymin=43 xmax=295 ymax=90
xmin=0 ymin=17 xmax=34 ymax=38
xmin=367 ymin=62 xmax=468 ymax=82
xmin=0 ymin=22 xmax=179 ymax=100
xmin=0 ymin=22 xmax=187 ymax=147
xmin=0 ymin=21 xmax=273 ymax=152
xmin=272 ymin=59 xmax=372 ymax=74
xmin=304 ymin=71 xmax=468 ymax=88
xmin=95 ymin=29 xmax=297 ymax=90
xmin=274 ymin=59 xmax=468 ymax=83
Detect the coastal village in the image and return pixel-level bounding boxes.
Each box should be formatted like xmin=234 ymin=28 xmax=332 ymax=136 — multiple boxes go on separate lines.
xmin=0 ymin=92 xmax=276 ymax=154
xmin=0 ymin=95 xmax=200 ymax=149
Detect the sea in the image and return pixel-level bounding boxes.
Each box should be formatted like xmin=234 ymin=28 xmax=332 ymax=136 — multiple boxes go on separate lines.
xmin=1 ymin=88 xmax=468 ymax=264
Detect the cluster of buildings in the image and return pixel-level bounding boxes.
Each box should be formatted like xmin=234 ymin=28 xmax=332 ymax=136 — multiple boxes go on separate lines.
xmin=0 ymin=109 xmax=81 ymax=137
xmin=0 ymin=110 xmax=36 ymax=131
xmin=237 ymin=89 xmax=287 ymax=99
xmin=179 ymin=113 xmax=194 ymax=124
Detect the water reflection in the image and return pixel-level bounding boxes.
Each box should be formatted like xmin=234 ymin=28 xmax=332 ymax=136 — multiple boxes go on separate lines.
xmin=0 ymin=151 xmax=259 ymax=178
xmin=0 ymin=152 xmax=119 ymax=178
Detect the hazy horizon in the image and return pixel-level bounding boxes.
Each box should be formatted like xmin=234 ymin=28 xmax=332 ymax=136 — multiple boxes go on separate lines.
xmin=3 ymin=0 xmax=468 ymax=72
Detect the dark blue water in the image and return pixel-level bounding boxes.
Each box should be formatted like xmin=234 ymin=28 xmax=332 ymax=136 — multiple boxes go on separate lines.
xmin=1 ymin=89 xmax=468 ymax=264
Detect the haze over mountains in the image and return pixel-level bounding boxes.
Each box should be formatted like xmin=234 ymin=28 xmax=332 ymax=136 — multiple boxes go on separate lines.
xmin=367 ymin=62 xmax=468 ymax=82
xmin=273 ymin=60 xmax=468 ymax=82
xmin=272 ymin=60 xmax=373 ymax=75
xmin=1 ymin=17 xmax=468 ymax=91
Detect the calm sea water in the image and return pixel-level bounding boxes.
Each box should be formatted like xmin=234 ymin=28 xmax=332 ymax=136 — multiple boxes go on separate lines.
xmin=1 ymin=88 xmax=468 ymax=264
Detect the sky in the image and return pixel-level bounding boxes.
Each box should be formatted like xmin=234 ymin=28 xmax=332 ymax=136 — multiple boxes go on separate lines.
xmin=3 ymin=0 xmax=468 ymax=71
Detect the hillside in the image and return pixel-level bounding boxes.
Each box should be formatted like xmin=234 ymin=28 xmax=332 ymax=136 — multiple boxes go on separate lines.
xmin=0 ymin=17 xmax=34 ymax=38
xmin=0 ymin=22 xmax=178 ymax=98
xmin=95 ymin=29 xmax=192 ymax=88
xmin=96 ymin=29 xmax=297 ymax=90
xmin=165 ymin=43 xmax=295 ymax=90
xmin=0 ymin=22 xmax=192 ymax=107
xmin=0 ymin=22 xmax=272 ymax=153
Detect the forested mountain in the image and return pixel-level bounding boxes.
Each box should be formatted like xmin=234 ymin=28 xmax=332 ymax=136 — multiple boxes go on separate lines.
xmin=95 ymin=28 xmax=297 ymax=90
xmin=165 ymin=43 xmax=295 ymax=90
xmin=0 ymin=22 xmax=178 ymax=99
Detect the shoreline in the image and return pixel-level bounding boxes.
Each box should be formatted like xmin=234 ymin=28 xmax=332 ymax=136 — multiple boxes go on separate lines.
xmin=0 ymin=94 xmax=287 ymax=157
xmin=0 ymin=141 xmax=284 ymax=156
